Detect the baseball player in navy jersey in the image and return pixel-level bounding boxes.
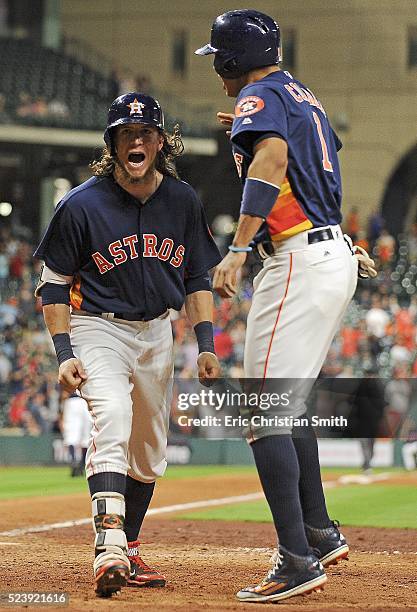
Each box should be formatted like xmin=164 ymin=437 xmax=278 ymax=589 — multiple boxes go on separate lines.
xmin=196 ymin=10 xmax=376 ymax=604
xmin=34 ymin=92 xmax=221 ymax=597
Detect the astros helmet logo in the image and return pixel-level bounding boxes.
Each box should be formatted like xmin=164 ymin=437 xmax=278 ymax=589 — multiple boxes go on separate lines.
xmin=127 ymin=98 xmax=146 ymax=116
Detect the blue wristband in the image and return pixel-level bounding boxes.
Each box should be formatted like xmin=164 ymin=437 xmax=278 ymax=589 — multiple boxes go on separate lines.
xmin=228 ymin=245 xmax=252 ymax=252
xmin=52 ymin=333 xmax=75 ymax=366
xmin=40 ymin=282 xmax=71 ymax=306
xmin=194 ymin=321 xmax=215 ymax=354
xmin=241 ymin=177 xmax=280 ymax=218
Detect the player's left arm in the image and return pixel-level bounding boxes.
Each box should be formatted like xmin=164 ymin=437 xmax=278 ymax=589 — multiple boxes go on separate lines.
xmin=213 ymin=137 xmax=288 ymax=298
xmin=185 ymin=289 xmax=221 ymax=386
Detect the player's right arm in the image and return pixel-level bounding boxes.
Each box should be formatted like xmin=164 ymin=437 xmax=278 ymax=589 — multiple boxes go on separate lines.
xmin=213 ymin=137 xmax=288 ymax=297
xmin=213 ymin=86 xmax=289 ymax=297
xmin=43 ymin=301 xmax=87 ymax=393
xmin=231 ymin=136 xmax=288 ymax=244
xmin=35 ymin=262 xmax=87 ymax=393
xmin=34 ymin=198 xmax=88 ymax=392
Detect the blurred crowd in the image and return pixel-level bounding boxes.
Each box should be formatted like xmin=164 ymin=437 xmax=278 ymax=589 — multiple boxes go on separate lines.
xmin=1 ymin=209 xmax=417 ymax=442
xmin=0 ymin=92 xmax=70 ymax=125
xmin=110 ymin=69 xmax=153 ymax=99
xmin=0 ymin=71 xmax=153 ymax=128
xmin=0 ymin=226 xmax=58 ymax=434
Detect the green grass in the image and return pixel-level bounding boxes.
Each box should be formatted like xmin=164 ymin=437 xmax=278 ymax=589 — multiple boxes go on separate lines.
xmin=325 ymin=484 xmax=417 ymax=528
xmin=0 ymin=465 xmax=256 ymax=499
xmin=179 ymin=500 xmax=271 ymax=523
xmin=176 ymin=484 xmax=417 ymax=529
xmin=0 ymin=466 xmax=415 ymax=530
xmin=0 ymin=466 xmax=90 ymax=499
xmin=165 ymin=464 xmax=256 ymax=479
xmin=0 ymin=465 xmax=405 ymax=500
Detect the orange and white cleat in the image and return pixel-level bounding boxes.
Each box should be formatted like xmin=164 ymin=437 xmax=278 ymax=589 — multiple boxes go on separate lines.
xmin=126 ymin=540 xmax=166 ymax=588
xmin=236 ymin=547 xmax=327 ymax=603
xmin=305 ymin=520 xmax=349 ymax=567
xmin=94 ymin=555 xmax=130 ymax=597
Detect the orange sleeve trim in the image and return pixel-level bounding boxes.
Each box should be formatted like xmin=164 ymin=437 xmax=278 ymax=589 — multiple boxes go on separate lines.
xmin=69 ymin=275 xmax=83 ymax=310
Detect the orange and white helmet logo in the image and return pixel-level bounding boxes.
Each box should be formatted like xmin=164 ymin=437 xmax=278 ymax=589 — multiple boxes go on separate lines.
xmin=127 ymin=98 xmax=145 ymax=116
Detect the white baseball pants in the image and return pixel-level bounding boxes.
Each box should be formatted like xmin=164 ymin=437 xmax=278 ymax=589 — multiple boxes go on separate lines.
xmin=70 ymin=312 xmax=173 ymax=482
xmin=244 ymin=226 xmax=358 ymax=438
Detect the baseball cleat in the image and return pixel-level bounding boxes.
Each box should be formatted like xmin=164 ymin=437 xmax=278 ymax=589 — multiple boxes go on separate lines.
xmin=94 ymin=560 xmax=129 ymax=597
xmin=236 ymin=546 xmax=327 ymax=603
xmin=305 ymin=520 xmax=349 ymax=567
xmin=127 ymin=540 xmax=166 ymax=588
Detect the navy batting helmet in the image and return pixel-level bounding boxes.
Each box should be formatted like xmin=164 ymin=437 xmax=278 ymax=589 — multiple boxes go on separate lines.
xmin=195 ymin=10 xmax=281 ymax=79
xmin=104 ymin=92 xmax=164 ymax=152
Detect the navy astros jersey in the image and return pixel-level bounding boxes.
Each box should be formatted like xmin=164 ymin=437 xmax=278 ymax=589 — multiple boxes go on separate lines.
xmin=34 ymin=176 xmax=221 ymax=319
xmin=231 ymin=70 xmax=343 ymax=242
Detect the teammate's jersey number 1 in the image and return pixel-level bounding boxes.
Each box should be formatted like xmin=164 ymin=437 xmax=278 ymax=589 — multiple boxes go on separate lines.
xmin=312 ymin=111 xmax=333 ymax=173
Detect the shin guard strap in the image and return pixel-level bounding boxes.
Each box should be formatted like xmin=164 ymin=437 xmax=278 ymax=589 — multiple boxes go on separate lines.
xmin=92 ymin=491 xmax=125 ymax=533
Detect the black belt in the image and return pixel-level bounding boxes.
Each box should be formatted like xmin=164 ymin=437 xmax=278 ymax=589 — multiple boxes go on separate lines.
xmin=307 ymin=227 xmax=334 ymax=244
xmin=257 ymin=227 xmax=335 ymax=260
xmin=109 ymin=311 xmax=169 ymax=321
xmin=74 ymin=309 xmax=155 ymax=321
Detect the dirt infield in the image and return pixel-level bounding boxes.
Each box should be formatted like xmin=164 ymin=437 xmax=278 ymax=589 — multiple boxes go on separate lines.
xmin=1 ymin=472 xmax=416 ymax=611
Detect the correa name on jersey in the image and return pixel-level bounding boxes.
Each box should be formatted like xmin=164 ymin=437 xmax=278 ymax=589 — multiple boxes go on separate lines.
xmin=34 ymin=175 xmax=221 ymax=320
xmin=230 ymin=70 xmax=343 ymax=244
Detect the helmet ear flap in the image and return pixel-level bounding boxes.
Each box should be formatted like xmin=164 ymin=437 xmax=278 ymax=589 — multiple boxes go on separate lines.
xmin=214 ymin=53 xmax=241 ymax=79
xmin=104 ymin=128 xmax=116 ymax=155
xmin=222 ymin=57 xmax=239 ymax=77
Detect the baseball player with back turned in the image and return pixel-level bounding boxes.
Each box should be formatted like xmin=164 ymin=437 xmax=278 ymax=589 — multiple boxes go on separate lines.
xmin=196 ymin=10 xmax=376 ymax=604
xmin=34 ymin=92 xmax=221 ymax=597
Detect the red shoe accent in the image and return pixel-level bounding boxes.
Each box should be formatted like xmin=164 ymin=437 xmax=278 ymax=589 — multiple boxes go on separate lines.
xmin=127 ymin=540 xmax=166 ymax=588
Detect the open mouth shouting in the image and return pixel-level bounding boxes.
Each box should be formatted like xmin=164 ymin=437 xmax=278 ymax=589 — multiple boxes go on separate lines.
xmin=127 ymin=152 xmax=146 ymax=170
xmin=113 ymin=123 xmax=163 ymax=185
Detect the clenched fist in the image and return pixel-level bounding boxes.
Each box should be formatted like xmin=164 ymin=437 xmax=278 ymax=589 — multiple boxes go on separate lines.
xmin=58 ymin=357 xmax=88 ymax=393
xmin=197 ymin=352 xmax=221 ymax=387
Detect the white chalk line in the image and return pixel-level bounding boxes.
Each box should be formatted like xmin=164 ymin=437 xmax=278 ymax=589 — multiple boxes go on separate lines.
xmin=0 ymin=492 xmax=264 ymax=537
xmin=0 ymin=471 xmax=392 ymax=538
